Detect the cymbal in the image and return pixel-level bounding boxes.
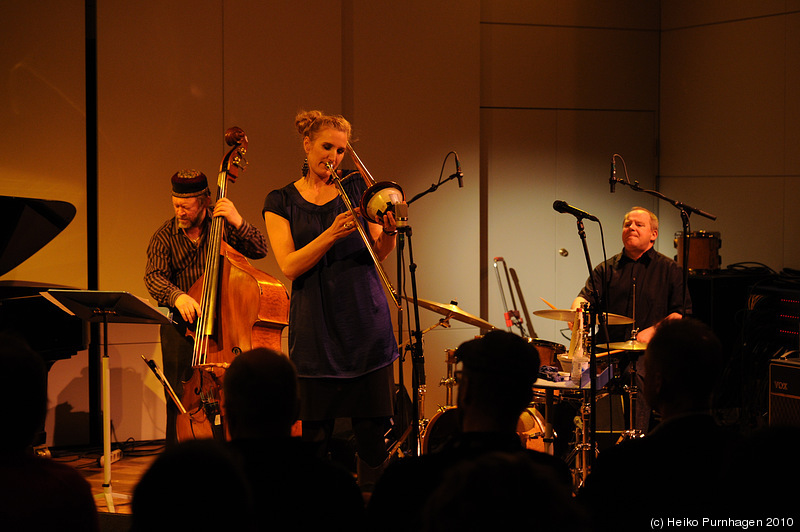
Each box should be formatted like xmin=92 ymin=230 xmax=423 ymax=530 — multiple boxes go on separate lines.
xmin=402 ymin=296 xmax=497 ymax=330
xmin=606 ymin=339 xmax=648 ymax=351
xmin=532 ymin=309 xmax=634 ymax=325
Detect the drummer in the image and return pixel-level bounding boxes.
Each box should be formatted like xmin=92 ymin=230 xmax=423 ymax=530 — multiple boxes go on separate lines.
xmin=570 ymin=206 xmax=690 ymax=432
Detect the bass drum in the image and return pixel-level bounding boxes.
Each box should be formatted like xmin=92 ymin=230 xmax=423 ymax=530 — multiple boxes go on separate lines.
xmin=516 ymin=406 xmax=548 ymax=454
xmin=422 ymin=407 xmax=460 ymax=454
xmin=422 ymin=406 xmax=549 ymax=455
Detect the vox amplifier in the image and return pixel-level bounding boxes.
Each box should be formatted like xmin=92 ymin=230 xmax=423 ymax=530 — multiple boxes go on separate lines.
xmin=769 ymin=358 xmax=800 ymax=427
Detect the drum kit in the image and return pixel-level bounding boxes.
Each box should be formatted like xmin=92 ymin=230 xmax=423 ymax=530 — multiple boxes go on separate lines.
xmin=404 ymin=293 xmax=648 ymax=489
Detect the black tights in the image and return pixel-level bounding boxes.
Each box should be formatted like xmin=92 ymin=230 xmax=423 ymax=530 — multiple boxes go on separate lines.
xmin=302 ymin=417 xmax=388 ymax=468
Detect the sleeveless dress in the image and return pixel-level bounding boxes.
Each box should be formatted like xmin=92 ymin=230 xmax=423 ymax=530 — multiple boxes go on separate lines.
xmin=263 ymin=174 xmax=398 ymax=420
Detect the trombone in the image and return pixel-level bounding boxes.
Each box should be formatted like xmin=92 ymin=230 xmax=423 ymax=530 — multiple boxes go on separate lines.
xmin=325 ymin=142 xmax=405 ymax=309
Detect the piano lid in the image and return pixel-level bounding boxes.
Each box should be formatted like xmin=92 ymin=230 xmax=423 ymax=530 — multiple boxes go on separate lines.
xmin=0 ymin=196 xmax=76 ymax=277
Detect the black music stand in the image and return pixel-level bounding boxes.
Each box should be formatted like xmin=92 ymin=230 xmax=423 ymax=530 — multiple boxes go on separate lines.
xmin=42 ymin=290 xmax=171 ymax=513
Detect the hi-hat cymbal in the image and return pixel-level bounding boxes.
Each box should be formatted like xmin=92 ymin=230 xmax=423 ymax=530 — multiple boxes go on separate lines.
xmin=606 ymin=339 xmax=648 ymax=351
xmin=532 ymin=309 xmax=634 ymax=325
xmin=402 ymin=296 xmax=497 ymax=330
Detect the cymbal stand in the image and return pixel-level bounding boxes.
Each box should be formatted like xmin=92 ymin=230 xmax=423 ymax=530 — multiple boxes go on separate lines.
xmin=440 ymin=348 xmax=457 ymax=407
xmin=568 ymin=390 xmax=594 ymax=490
xmin=618 ymin=280 xmax=645 ymax=441
xmin=618 ymin=348 xmax=645 ymax=442
xmin=563 ymin=312 xmax=597 ymax=490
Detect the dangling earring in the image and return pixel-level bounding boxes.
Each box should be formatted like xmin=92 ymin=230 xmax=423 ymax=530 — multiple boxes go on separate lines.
xmin=301 ymin=158 xmax=309 ymax=177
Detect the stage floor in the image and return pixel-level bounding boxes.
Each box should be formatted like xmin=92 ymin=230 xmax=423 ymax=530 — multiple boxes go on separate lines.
xmin=64 ymin=443 xmax=162 ymax=516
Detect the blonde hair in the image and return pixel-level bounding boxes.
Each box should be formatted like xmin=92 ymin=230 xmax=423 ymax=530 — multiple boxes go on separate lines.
xmin=295 ymin=110 xmax=351 ymax=141
xmin=624 ymin=206 xmax=659 ymax=231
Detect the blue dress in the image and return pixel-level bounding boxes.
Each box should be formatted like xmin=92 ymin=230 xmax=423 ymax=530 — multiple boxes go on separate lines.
xmin=263 ymin=174 xmax=398 ymax=419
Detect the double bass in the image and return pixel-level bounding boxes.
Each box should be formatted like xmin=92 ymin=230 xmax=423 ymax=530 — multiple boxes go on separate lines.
xmin=176 ymin=127 xmax=289 ymax=441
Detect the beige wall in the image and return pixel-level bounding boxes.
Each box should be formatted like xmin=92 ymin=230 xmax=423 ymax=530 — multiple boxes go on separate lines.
xmin=2 ymin=0 xmax=796 ymax=445
xmin=481 ymin=1 xmax=660 ymax=348
xmin=659 ymin=2 xmax=800 ymax=270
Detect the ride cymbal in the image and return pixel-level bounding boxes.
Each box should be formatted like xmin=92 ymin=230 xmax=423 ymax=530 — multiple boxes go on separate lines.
xmin=402 ymin=296 xmax=497 ymax=330
xmin=533 ymin=309 xmax=634 ymax=325
xmin=606 ymin=339 xmax=648 ymax=351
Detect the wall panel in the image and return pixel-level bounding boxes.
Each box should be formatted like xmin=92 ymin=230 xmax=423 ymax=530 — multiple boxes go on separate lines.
xmin=0 ymin=0 xmax=86 ymax=287
xmin=481 ymin=24 xmax=658 ymax=110
xmin=481 ymin=0 xmax=659 ymax=29
xmin=659 ymin=176 xmax=787 ymax=271
xmin=661 ymin=0 xmax=791 ymax=30
xmin=660 ymin=16 xmax=787 ymax=177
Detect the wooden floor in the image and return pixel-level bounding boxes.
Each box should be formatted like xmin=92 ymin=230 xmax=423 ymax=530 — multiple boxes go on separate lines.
xmin=64 ymin=443 xmax=162 ymax=516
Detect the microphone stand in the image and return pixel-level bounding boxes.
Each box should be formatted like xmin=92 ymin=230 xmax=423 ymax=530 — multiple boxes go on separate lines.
xmin=574 ymin=217 xmax=600 ymax=468
xmin=400 ymin=167 xmax=463 ymax=455
xmin=609 ymin=176 xmax=717 ymax=315
xmin=394 ymin=217 xmax=425 ymax=455
xmin=407 ymin=172 xmax=462 ymax=204
xmin=401 ymin=223 xmax=426 ymax=456
xmin=394 ymin=231 xmax=414 ymax=456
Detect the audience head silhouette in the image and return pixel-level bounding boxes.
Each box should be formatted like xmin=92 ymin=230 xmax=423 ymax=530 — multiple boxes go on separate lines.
xmin=643 ymin=318 xmax=723 ymax=419
xmin=422 ymin=451 xmax=587 ymax=532
xmin=0 ymin=334 xmax=100 ymax=532
xmin=454 ymin=330 xmax=540 ymax=431
xmin=131 ymin=439 xmax=253 ymax=532
xmin=223 ymin=347 xmax=299 ymax=439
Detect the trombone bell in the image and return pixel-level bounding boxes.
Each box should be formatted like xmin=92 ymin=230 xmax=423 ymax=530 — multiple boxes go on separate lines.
xmin=361 ymin=181 xmax=405 ymax=224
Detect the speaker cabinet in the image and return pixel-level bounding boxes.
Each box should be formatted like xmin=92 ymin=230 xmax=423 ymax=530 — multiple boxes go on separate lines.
xmin=769 ymin=358 xmax=800 ymax=427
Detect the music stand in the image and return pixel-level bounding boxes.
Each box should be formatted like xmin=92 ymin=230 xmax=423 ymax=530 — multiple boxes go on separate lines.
xmin=42 ymin=290 xmax=171 ymax=513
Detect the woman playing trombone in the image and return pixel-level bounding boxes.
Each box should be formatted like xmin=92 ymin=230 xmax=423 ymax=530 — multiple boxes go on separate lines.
xmin=263 ymin=110 xmax=399 ymax=488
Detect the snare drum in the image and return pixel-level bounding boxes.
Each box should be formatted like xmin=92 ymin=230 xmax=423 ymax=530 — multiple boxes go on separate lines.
xmin=421 ymin=406 xmax=549 ymax=454
xmin=528 ymin=338 xmax=566 ymax=367
xmin=674 ymin=231 xmax=721 ymax=272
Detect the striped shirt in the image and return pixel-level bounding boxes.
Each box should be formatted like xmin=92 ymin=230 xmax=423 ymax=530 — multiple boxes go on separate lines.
xmin=144 ymin=209 xmax=269 ymax=308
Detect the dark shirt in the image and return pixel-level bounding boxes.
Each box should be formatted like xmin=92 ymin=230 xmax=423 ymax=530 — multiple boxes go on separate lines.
xmin=0 ymin=453 xmax=99 ymax=532
xmin=578 ymin=246 xmax=690 ymax=342
xmin=226 ymin=437 xmax=365 ymax=531
xmin=144 ymin=208 xmax=268 ymax=308
xmin=577 ymin=413 xmax=741 ymax=531
xmin=367 ymin=431 xmax=572 ymax=532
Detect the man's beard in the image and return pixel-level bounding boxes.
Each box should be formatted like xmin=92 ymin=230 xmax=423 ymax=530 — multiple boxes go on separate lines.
xmin=177 ymin=208 xmax=205 ymax=229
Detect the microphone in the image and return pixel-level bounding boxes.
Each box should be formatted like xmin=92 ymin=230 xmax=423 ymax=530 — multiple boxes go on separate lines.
xmin=553 ymin=200 xmax=599 ymax=222
xmin=610 ymin=157 xmax=616 ymax=193
xmin=455 ymin=153 xmax=464 ymax=188
xmin=394 ymin=202 xmax=409 ymax=230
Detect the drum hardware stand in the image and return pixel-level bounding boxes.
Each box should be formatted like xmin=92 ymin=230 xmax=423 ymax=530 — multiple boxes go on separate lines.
xmin=397 ymin=317 xmax=458 ymax=452
xmin=618 ymin=283 xmax=646 ymax=441
xmin=493 ymin=257 xmax=536 ymax=337
xmin=563 ymin=308 xmax=599 ymax=490
xmin=439 ymin=348 xmax=458 ymax=407
xmin=565 ymin=391 xmax=596 ymax=490
xmin=618 ymin=356 xmax=645 ymax=442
